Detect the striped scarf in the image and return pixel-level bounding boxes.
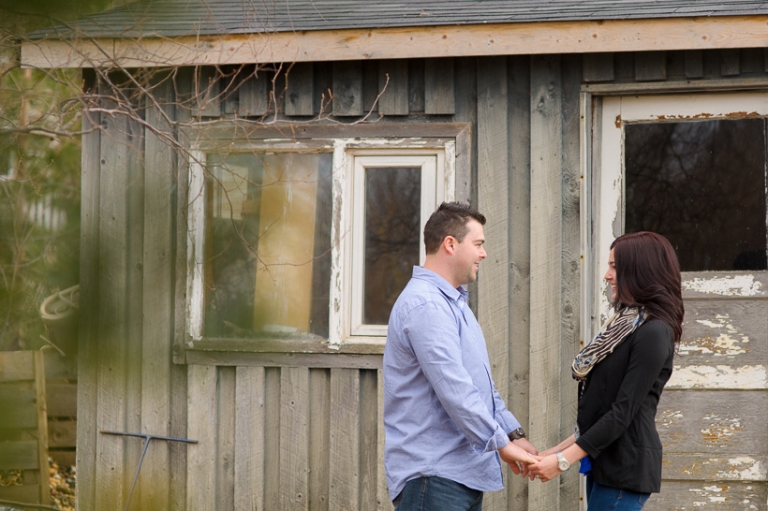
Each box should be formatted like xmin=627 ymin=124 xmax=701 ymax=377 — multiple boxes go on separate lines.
xmin=572 ymin=307 xmax=645 ymax=382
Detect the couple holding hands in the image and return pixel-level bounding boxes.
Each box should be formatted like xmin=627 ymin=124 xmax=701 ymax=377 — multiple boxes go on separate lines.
xmin=383 ymin=202 xmax=684 ymax=511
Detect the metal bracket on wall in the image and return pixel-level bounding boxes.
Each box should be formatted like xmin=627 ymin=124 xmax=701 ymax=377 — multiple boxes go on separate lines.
xmin=99 ymin=430 xmax=198 ymax=511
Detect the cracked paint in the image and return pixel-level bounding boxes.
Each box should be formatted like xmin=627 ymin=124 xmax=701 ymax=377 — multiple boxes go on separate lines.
xmin=682 ymin=275 xmax=762 ymax=296
xmin=700 ymin=415 xmax=742 ymax=446
xmin=716 ymin=457 xmax=766 ymax=481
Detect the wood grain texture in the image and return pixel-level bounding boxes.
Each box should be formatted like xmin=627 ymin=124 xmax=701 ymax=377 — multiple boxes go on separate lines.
xmin=186 ymin=364 xmax=217 ymax=511
xmin=476 ymin=55 xmax=509 ymax=511
xmin=94 ymin=95 xmax=129 ymax=511
xmin=239 ymin=68 xmax=269 ymax=117
xmin=76 ymin=88 xmax=101 ymax=511
xmin=378 ymin=59 xmax=409 ymax=116
xmin=140 ymin=75 xmax=175 ymax=511
xmin=685 ymin=50 xmax=704 ymax=78
xmin=635 ymin=51 xmax=667 ymax=81
xmin=217 ymin=367 xmax=236 ymax=510
xmin=286 ymin=62 xmax=315 ymax=116
xmin=309 ymin=369 xmax=331 ymax=511
xmin=280 ymin=367 xmax=310 ymax=510
xmin=528 ymin=54 xmax=563 ymax=511
xmin=558 ymin=54 xmax=582 ymax=511
xmin=263 ymin=368 xmax=281 ymax=510
xmin=329 ymin=369 xmax=360 ymax=511
xmin=332 ymin=61 xmax=363 ymax=116
xmin=645 ymin=480 xmax=766 ymax=511
xmin=720 ymin=48 xmax=741 ymax=76
xmin=425 ymin=58 xmax=456 ymax=115
xmin=582 ymin=53 xmax=614 ymax=83
xmin=234 ymin=366 xmax=265 ymax=511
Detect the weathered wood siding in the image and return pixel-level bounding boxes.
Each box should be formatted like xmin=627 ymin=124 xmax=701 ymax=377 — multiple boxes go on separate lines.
xmin=77 ymin=48 xmax=768 ymax=511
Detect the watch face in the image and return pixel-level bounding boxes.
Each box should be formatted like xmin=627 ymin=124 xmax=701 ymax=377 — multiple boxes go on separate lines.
xmin=558 ymin=459 xmax=569 ymax=471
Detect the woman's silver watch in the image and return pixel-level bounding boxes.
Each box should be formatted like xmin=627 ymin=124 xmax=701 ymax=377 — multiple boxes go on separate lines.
xmin=556 ymin=452 xmax=571 ymax=472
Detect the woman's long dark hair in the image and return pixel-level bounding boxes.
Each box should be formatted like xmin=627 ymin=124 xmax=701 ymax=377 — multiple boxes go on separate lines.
xmin=611 ymin=231 xmax=684 ymax=344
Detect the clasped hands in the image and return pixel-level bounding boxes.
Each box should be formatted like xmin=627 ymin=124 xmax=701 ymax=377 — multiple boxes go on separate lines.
xmin=498 ymin=441 xmax=569 ymax=482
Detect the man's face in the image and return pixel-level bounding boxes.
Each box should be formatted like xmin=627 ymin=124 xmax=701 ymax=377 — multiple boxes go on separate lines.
xmin=451 ymin=219 xmax=487 ymax=286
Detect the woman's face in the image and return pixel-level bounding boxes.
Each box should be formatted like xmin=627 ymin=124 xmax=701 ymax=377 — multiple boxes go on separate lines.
xmin=605 ymin=248 xmax=617 ymax=302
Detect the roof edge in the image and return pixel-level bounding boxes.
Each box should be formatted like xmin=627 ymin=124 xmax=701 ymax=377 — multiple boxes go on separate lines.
xmin=21 ymin=15 xmax=768 ymax=69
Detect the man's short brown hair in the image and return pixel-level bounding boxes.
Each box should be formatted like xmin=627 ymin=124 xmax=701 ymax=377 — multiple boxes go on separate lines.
xmin=423 ymin=202 xmax=486 ymax=255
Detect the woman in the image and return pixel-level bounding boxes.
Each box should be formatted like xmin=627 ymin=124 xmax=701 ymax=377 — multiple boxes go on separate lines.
xmin=529 ymin=232 xmax=684 ymax=511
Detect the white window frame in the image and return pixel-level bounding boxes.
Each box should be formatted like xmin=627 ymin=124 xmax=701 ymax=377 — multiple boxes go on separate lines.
xmin=186 ymin=138 xmax=455 ymax=348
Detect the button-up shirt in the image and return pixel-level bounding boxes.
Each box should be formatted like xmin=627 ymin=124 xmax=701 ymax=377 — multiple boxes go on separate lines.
xmin=383 ymin=266 xmax=521 ymax=500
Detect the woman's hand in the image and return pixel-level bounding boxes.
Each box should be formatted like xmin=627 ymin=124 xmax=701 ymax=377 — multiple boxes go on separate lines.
xmin=528 ymin=454 xmax=561 ymax=482
xmin=498 ymin=441 xmax=537 ymax=475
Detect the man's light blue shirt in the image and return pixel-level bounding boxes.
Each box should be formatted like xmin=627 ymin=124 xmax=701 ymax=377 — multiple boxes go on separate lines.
xmin=383 ymin=266 xmax=521 ymax=501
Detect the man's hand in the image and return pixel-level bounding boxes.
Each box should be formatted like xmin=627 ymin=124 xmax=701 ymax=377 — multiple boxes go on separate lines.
xmin=498 ymin=441 xmax=536 ymax=475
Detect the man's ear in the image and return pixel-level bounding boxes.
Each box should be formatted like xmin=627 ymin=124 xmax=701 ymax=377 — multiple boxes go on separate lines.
xmin=443 ymin=236 xmax=456 ymax=255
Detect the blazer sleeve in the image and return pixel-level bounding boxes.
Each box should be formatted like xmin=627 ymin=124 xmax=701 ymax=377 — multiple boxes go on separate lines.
xmin=575 ymin=320 xmax=673 ymax=458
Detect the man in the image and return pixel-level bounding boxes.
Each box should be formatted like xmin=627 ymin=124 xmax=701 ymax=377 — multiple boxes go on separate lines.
xmin=383 ymin=201 xmax=537 ymax=511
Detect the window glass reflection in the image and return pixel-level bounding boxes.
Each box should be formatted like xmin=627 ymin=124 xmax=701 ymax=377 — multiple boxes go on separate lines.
xmin=625 ymin=119 xmax=767 ymax=271
xmin=363 ymin=167 xmax=421 ymax=324
xmin=205 ymin=152 xmax=333 ymax=339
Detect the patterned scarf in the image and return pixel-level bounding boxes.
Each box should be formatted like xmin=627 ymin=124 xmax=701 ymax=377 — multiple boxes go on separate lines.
xmin=571 ymin=306 xmax=645 ymax=382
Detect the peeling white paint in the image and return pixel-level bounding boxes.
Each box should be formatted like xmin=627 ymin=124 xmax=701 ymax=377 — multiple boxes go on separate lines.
xmin=680 ymin=315 xmax=749 ymax=357
xmin=683 ymin=274 xmax=763 ymax=296
xmin=656 ymin=409 xmax=684 ymax=427
xmin=715 ymin=457 xmax=766 ymax=480
xmin=667 ymin=364 xmax=768 ymax=389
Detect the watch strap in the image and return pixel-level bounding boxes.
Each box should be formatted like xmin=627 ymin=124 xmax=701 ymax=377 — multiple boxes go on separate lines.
xmin=507 ymin=427 xmax=526 ymax=441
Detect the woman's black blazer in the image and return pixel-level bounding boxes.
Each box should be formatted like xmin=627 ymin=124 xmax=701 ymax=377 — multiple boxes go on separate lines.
xmin=574 ymin=319 xmax=675 ymax=494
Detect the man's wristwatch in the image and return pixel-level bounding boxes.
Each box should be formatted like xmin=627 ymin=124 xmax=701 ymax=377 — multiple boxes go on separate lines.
xmin=507 ymin=428 xmax=526 ymax=441
xmin=556 ymin=452 xmax=571 ymax=472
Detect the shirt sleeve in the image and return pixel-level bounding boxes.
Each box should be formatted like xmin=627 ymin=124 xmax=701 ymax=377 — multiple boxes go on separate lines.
xmin=492 ymin=384 xmax=522 ymax=435
xmin=404 ymin=300 xmax=509 ymax=453
xmin=575 ymin=321 xmax=673 ymax=457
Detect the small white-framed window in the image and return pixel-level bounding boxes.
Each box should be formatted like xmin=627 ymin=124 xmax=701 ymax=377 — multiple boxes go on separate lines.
xmin=186 ymin=139 xmax=455 ymax=348
xmin=345 ymin=152 xmax=446 ymax=338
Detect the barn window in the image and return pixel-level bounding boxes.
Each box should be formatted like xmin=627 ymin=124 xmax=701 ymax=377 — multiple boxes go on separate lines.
xmin=186 ymin=140 xmax=453 ymax=347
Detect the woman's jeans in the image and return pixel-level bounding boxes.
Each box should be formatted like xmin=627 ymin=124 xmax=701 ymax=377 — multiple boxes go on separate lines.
xmin=586 ymin=477 xmax=651 ymax=511
xmin=392 ymin=476 xmax=483 ymax=511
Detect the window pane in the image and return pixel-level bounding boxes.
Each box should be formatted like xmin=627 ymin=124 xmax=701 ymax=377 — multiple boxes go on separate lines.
xmin=363 ymin=167 xmax=421 ymax=324
xmin=625 ymin=119 xmax=767 ymax=271
xmin=205 ymin=152 xmax=333 ymax=339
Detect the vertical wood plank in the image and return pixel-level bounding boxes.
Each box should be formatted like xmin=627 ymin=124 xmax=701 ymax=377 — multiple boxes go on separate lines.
xmin=186 ymin=365 xmax=217 ymax=511
xmin=582 ymin=53 xmax=615 ymax=83
xmin=685 ymin=50 xmax=704 ymax=79
xmin=378 ymin=59 xmax=409 ymax=116
xmin=280 ymin=367 xmax=310 ymax=511
xmin=720 ymin=49 xmax=741 ymax=76
xmin=528 ymin=54 xmax=563 ymax=511
xmin=635 ymin=51 xmax=667 ymax=82
xmin=559 ymin=54 xmax=583 ymax=511
xmin=94 ymin=91 xmax=129 ymax=511
xmin=309 ymin=369 xmax=331 ymax=511
xmin=507 ymin=54 xmax=532 ymax=510
xmin=425 ymin=58 xmax=456 ymax=115
xmin=286 ymin=63 xmax=315 ymax=117
xmin=33 ymin=351 xmax=49 ymax=505
xmin=329 ymin=369 xmax=360 ymax=511
xmin=408 ymin=59 xmax=425 ymax=113
xmin=453 ymin=57 xmax=477 ymax=205
xmin=361 ymin=60 xmax=379 ymax=116
xmin=358 ymin=370 xmax=379 ymax=510
xmin=169 ymin=70 xmax=191 ymax=511
xmin=140 ymin=74 xmax=174 ymax=511
xmin=125 ymin=100 xmax=145 ymax=511
xmin=476 ymin=55 xmax=509 ymax=511
xmin=263 ymin=368 xmax=281 ymax=510
xmin=239 ymin=67 xmax=269 ymax=117
xmin=376 ymin=369 xmax=388 ymax=511
xmin=332 ymin=61 xmax=363 ymax=117
xmin=76 ymin=78 xmax=100 ymax=511
xmin=217 ymin=367 xmax=236 ymax=511
xmin=234 ymin=366 xmax=265 ymax=511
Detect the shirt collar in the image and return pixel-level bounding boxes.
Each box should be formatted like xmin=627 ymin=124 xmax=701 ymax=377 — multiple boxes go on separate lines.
xmin=411 ymin=266 xmax=468 ymax=306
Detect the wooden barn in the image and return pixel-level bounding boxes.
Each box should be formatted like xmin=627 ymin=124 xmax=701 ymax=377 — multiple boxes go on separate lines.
xmin=21 ymin=1 xmax=768 ymax=510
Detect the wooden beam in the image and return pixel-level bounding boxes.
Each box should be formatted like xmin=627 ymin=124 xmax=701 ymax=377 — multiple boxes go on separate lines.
xmin=22 ymin=16 xmax=768 ymax=69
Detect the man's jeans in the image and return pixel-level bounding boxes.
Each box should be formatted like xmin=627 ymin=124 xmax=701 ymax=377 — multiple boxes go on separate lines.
xmin=393 ymin=476 xmax=483 ymax=511
xmin=586 ymin=477 xmax=651 ymax=511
